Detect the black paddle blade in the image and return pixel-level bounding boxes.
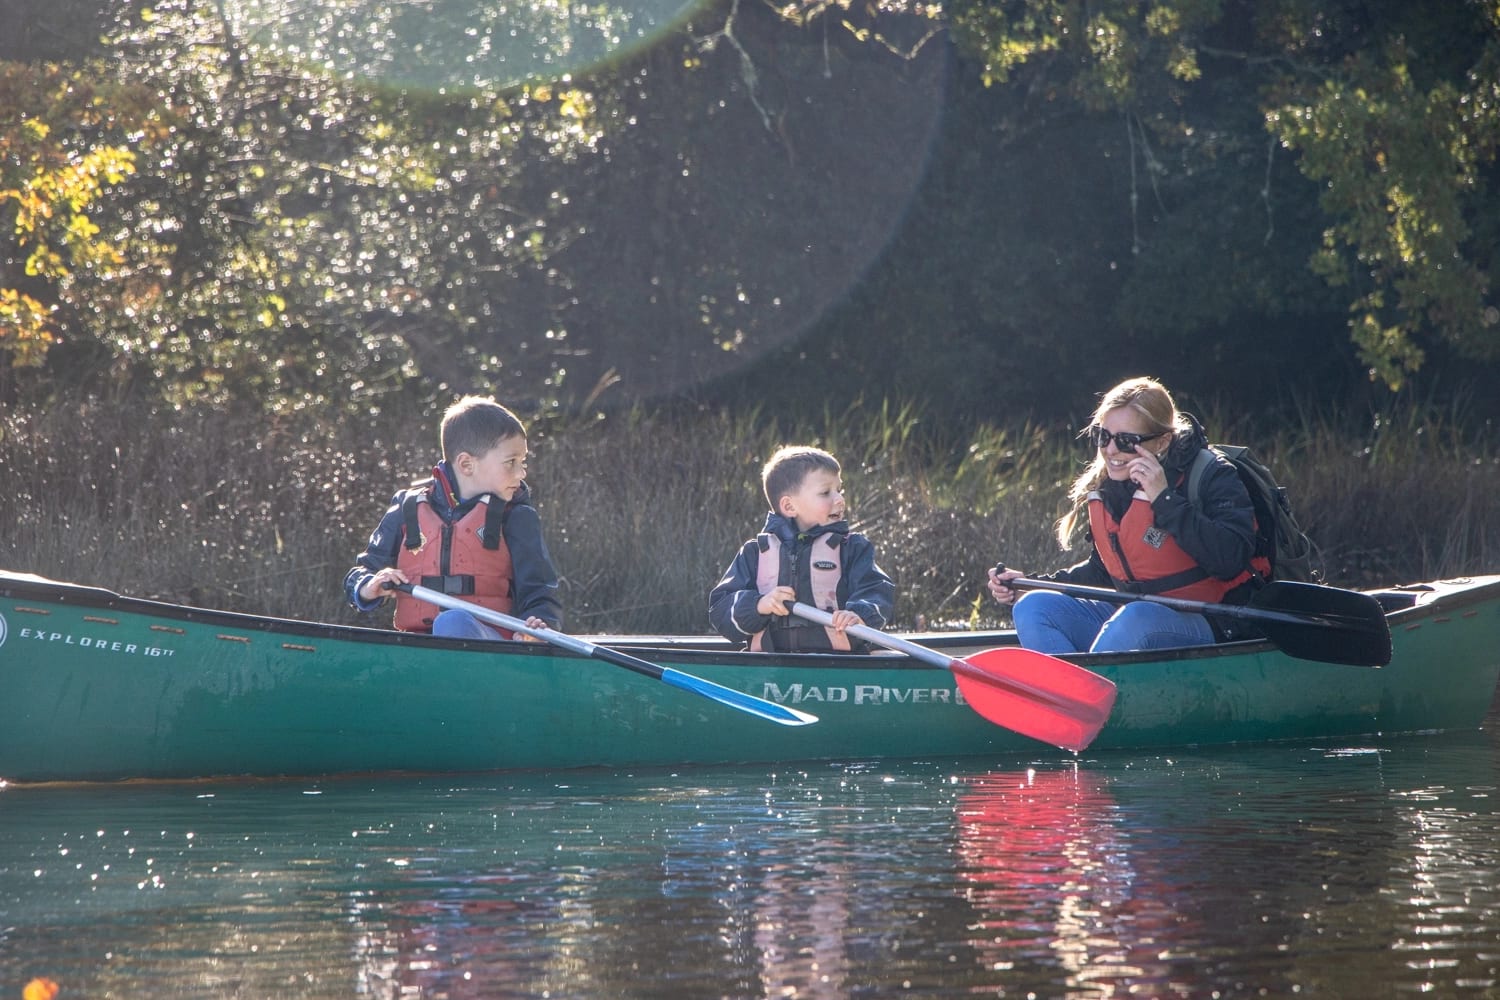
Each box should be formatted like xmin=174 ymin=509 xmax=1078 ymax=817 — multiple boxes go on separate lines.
xmin=1251 ymin=582 xmax=1393 ymax=667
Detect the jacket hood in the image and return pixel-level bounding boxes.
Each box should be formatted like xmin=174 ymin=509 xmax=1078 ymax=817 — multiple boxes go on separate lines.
xmin=1162 ymin=413 xmax=1210 ymax=475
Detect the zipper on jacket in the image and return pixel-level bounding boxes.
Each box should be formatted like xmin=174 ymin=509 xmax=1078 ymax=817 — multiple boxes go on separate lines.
xmin=1108 ymin=532 xmax=1138 ymax=582
xmin=439 ymin=521 xmax=455 ymax=576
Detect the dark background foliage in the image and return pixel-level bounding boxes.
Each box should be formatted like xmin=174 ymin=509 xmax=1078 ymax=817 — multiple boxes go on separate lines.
xmin=5 ymin=0 xmax=1498 ymax=429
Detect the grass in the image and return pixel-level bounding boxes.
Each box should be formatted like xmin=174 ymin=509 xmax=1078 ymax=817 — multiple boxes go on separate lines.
xmin=3 ymin=395 xmax=1497 ymax=634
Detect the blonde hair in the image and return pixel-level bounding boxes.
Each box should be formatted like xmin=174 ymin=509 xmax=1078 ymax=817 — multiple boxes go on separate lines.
xmin=1055 ymin=377 xmax=1187 ymax=548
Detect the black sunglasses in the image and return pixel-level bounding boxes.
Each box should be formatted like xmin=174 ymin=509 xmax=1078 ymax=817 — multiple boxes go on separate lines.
xmin=1086 ymin=426 xmax=1168 ymax=452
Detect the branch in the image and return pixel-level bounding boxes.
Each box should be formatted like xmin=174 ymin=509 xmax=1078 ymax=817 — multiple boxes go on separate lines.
xmin=695 ymin=0 xmax=774 ymax=132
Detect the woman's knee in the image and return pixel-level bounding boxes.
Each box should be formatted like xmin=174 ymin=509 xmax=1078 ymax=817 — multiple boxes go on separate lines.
xmin=1093 ymin=604 xmax=1211 ymax=652
xmin=1012 ymin=590 xmax=1068 ymax=629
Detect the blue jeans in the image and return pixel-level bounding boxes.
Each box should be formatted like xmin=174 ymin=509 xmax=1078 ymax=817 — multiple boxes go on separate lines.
xmin=1012 ymin=590 xmax=1215 ymax=654
xmin=431 ymin=609 xmax=508 ymax=641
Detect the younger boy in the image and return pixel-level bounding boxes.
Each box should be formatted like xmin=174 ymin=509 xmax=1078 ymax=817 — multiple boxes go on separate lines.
xmin=709 ymin=445 xmax=894 ymax=652
xmin=344 ymin=395 xmax=562 ymax=640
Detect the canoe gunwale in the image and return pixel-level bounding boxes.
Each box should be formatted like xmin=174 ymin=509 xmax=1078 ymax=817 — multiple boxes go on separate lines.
xmin=4 ymin=570 xmax=1500 ymax=783
xmin=3 ymin=569 xmax=1499 ymax=671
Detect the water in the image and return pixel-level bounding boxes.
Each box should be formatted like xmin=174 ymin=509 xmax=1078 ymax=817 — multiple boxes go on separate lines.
xmin=4 ymin=716 xmax=1500 ymax=998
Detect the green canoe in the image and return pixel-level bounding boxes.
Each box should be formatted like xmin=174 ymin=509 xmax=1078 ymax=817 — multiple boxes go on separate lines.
xmin=2 ymin=570 xmax=1497 ymax=783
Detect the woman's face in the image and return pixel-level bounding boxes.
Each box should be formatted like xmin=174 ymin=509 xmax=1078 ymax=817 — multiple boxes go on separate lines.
xmin=1093 ymin=407 xmax=1168 ymax=481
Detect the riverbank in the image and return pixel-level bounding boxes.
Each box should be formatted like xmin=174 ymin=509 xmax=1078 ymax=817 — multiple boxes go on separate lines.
xmin=3 ymin=397 xmax=1494 ymax=632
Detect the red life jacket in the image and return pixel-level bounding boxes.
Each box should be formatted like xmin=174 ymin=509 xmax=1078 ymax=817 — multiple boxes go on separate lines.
xmin=393 ymin=489 xmax=514 ymax=633
xmin=750 ymin=532 xmax=851 ymax=652
xmin=1086 ymin=489 xmax=1253 ymax=602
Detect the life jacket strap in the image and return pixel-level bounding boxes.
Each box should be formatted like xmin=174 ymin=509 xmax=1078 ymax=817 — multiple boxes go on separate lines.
xmin=419 ymin=574 xmax=476 ymax=595
xmin=1112 ymin=565 xmax=1210 ymax=595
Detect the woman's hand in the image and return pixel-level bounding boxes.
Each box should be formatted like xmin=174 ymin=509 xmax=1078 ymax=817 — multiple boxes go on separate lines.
xmin=987 ymin=566 xmax=1024 ymax=606
xmin=1127 ymin=446 xmax=1168 ymax=500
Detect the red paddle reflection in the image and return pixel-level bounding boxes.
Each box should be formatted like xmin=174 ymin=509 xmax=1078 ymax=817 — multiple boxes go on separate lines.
xmin=957 ymin=767 xmax=1190 ymax=995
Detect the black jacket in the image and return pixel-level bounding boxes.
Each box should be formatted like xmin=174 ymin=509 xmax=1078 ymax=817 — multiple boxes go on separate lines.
xmin=1043 ymin=417 xmax=1260 ymax=639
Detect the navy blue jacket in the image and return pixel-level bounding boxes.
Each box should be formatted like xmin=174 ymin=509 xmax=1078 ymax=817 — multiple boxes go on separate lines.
xmin=344 ymin=462 xmax=563 ymax=628
xmin=708 ymin=512 xmax=894 ymax=651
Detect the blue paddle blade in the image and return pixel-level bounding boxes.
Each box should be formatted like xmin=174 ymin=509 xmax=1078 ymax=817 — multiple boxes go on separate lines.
xmin=659 ymin=667 xmax=819 ymax=726
xmin=400 ymin=582 xmax=819 ymax=726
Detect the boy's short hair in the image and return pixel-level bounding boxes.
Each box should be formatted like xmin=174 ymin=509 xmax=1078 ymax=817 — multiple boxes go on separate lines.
xmin=440 ymin=396 xmax=526 ymax=462
xmin=762 ymin=445 xmax=841 ymax=510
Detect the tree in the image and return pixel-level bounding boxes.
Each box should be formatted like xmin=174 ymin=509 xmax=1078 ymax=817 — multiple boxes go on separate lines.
xmin=940 ymin=0 xmax=1500 ymax=389
xmin=1262 ymin=1 xmax=1500 ymax=386
xmin=3 ymin=0 xmax=608 ymax=411
xmin=0 ymin=62 xmax=160 ymax=377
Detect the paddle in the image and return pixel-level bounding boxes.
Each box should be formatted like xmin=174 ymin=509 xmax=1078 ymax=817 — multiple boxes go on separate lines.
xmin=998 ymin=572 xmax=1392 ymax=667
xmin=392 ymin=583 xmax=818 ymax=727
xmin=790 ymin=603 xmax=1116 ymax=752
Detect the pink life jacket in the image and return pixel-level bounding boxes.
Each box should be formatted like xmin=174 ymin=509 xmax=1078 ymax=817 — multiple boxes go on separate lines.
xmin=750 ymin=532 xmax=851 ymax=652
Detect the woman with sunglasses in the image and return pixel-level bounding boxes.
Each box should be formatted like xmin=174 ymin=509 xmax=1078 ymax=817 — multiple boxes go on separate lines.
xmin=986 ymin=376 xmax=1263 ymax=653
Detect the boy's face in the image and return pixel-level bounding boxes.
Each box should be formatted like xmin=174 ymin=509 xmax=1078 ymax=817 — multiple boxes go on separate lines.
xmin=455 ymin=434 xmax=529 ymax=501
xmin=779 ymin=468 xmax=846 ymax=532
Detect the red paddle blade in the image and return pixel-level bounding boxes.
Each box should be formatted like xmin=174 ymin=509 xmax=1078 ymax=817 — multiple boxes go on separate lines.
xmin=950 ymin=648 xmax=1117 ymax=752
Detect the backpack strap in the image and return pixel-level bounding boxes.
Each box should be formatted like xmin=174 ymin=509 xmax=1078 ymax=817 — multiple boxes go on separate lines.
xmin=1185 ymin=444 xmax=1245 ymax=508
xmin=1187 ymin=443 xmax=1281 ymax=584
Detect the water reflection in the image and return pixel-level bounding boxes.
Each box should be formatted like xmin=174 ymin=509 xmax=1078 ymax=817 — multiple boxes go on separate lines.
xmin=752 ymin=859 xmax=852 ymax=997
xmin=956 ymin=767 xmax=1188 ymax=998
xmin=3 ymin=731 xmax=1500 ymax=997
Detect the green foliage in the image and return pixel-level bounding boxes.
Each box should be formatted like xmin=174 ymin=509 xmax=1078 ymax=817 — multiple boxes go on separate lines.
xmin=4 ymin=0 xmax=1500 ymax=423
xmin=1 ymin=0 xmax=618 ymax=411
xmin=1267 ymin=16 xmax=1500 ymax=386
xmin=939 ymin=0 xmax=1500 ymax=389
xmin=0 ymin=62 xmax=161 ymax=369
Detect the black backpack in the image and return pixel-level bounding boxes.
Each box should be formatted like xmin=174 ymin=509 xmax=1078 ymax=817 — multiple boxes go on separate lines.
xmin=1186 ymin=444 xmax=1322 ymax=584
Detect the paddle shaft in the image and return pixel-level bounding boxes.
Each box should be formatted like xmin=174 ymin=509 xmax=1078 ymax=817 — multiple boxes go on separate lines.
xmin=999 ymin=570 xmax=1392 ymax=666
xmin=402 ymin=583 xmax=655 ymax=670
xmin=790 ymin=602 xmax=1106 ymax=721
xmin=394 ymin=584 xmax=818 ymax=726
xmin=1006 ymin=576 xmax=1357 ymax=629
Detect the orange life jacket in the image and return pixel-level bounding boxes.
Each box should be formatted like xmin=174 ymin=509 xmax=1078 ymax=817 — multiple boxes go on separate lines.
xmin=1087 ymin=490 xmax=1253 ymax=602
xmin=393 ymin=490 xmax=514 ymax=633
xmin=750 ymin=532 xmax=851 ymax=652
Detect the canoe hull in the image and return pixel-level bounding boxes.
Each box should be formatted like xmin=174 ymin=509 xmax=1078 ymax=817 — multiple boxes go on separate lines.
xmin=3 ymin=571 xmax=1498 ymax=782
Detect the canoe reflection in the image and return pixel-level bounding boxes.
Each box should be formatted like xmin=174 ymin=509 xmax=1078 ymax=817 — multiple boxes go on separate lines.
xmin=957 ymin=767 xmax=1188 ymax=995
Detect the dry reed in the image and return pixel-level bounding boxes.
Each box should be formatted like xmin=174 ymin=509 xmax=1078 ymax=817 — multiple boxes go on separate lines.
xmin=3 ymin=397 xmax=1495 ymax=633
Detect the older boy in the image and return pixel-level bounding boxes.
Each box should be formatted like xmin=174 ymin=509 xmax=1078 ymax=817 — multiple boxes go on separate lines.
xmin=344 ymin=396 xmax=562 ymax=639
xmin=709 ymin=445 xmax=894 ymax=652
